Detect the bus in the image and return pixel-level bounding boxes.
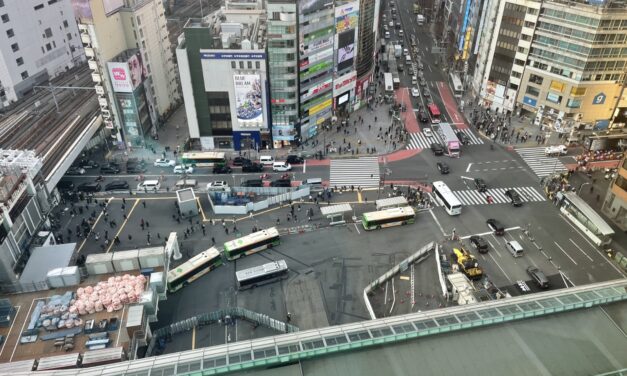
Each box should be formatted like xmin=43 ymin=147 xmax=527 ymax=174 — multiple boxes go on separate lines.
xmin=362 ymin=206 xmax=416 ymax=230
xmin=449 ymin=72 xmax=463 ymax=99
xmin=427 ymin=102 xmax=441 ymax=124
xmin=384 ymin=72 xmax=394 ymax=95
xmin=435 ymin=122 xmax=461 ymax=157
xmin=180 ymin=152 xmax=226 ymax=168
xmin=554 ymin=191 xmax=614 ymax=246
xmin=223 ymin=227 xmax=281 ymax=260
xmin=167 ymin=247 xmax=223 ymax=292
xmin=432 ymin=181 xmax=462 ymax=215
xmin=236 ymin=260 xmax=289 ymax=290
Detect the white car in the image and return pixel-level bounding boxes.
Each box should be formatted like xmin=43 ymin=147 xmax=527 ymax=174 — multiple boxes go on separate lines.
xmin=411 ymin=88 xmax=420 ymax=97
xmin=173 ymin=165 xmax=194 ymax=174
xmin=154 ymin=159 xmax=176 ymax=167
xmin=423 ymin=128 xmax=434 ymax=137
xmin=207 ymin=181 xmax=230 ymax=192
xmin=272 ymin=162 xmax=292 ymax=172
xmin=403 ymin=48 xmax=409 ymax=56
xmin=544 ymin=145 xmax=567 ymax=156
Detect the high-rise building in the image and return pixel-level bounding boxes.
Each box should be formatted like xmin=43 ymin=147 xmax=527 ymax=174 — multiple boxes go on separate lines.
xmin=74 ymin=0 xmax=179 ymax=148
xmin=472 ymin=0 xmax=627 ymax=132
xmin=0 ymin=0 xmax=84 ymax=107
xmin=266 ymin=0 xmax=299 ymax=148
xmin=355 ymin=0 xmax=378 ymax=103
xmin=603 ymin=152 xmax=627 ymax=230
xmin=176 ymin=7 xmax=270 ymax=150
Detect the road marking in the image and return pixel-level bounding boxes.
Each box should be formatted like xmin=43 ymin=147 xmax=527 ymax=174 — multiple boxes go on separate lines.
xmin=554 ymin=241 xmax=578 ymax=265
xmin=465 ymin=163 xmax=473 ymax=172
xmin=488 ymin=252 xmax=512 ymax=283
xmin=0 ymin=305 xmax=19 ymax=357
xmin=192 ymin=326 xmax=196 ymax=350
xmin=354 ymin=223 xmax=361 ymax=234
xmin=357 ymin=191 xmax=363 ymax=203
xmin=11 ymin=299 xmax=38 ymax=362
xmin=569 ymin=238 xmax=594 ymax=262
xmin=303 ymin=160 xmax=307 ymax=174
xmin=428 ymin=209 xmax=446 ymax=235
xmin=560 ymin=270 xmax=576 ymax=287
xmin=107 ymin=199 xmax=140 ymax=253
xmin=76 ymin=197 xmax=114 ymax=254
xmin=115 ymin=304 xmax=126 ymax=347
xmin=487 ymin=238 xmax=502 ymax=258
xmin=196 ymin=197 xmax=208 ymax=221
xmin=559 ymin=213 xmax=598 ymax=249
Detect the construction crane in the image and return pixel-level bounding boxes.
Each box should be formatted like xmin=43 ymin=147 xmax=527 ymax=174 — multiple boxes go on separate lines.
xmin=451 ymin=248 xmax=483 ymax=281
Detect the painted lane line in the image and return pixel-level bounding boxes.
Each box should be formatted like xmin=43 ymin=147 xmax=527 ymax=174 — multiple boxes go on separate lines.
xmin=554 ymin=241 xmax=578 ymax=265
xmin=559 ymin=213 xmax=598 ymax=249
xmin=569 ymin=238 xmax=594 ymax=262
xmin=488 ymin=252 xmax=512 ymax=283
xmin=487 ymin=238 xmax=502 ymax=258
xmin=354 ymin=223 xmax=361 ymax=234
xmin=0 ymin=305 xmax=19 ymax=357
xmin=11 ymin=299 xmax=38 ymax=362
xmin=303 ymin=160 xmax=307 ymax=174
xmin=466 ymin=163 xmax=473 ymax=172
xmin=429 ymin=209 xmax=447 ymax=236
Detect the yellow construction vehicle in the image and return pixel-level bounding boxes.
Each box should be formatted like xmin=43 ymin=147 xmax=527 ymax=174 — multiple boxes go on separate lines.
xmin=452 ymin=248 xmax=483 ymax=280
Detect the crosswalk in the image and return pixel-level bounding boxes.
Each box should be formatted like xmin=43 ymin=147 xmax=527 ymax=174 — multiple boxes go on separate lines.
xmin=329 ymin=157 xmax=380 ymax=187
xmin=406 ymin=128 xmax=483 ymax=149
xmin=429 ymin=186 xmax=546 ymax=206
xmin=515 ymin=147 xmax=567 ymax=178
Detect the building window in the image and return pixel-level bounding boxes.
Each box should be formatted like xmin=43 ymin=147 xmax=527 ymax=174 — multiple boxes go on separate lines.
xmin=570 ymin=87 xmax=586 ymax=96
xmin=514 ymin=59 xmax=525 ymax=66
xmin=44 ymin=27 xmax=52 ymax=38
xmin=137 ymin=16 xmax=141 ymax=25
xmin=247 ymin=61 xmax=252 ymax=69
xmin=6 ymin=28 xmax=13 ymax=37
xmin=231 ymin=61 xmax=236 ymax=68
xmin=255 ymin=61 xmax=260 ymax=69
xmin=1 ymin=14 xmax=9 ymax=23
xmin=550 ymin=80 xmax=564 ymax=92
xmin=11 ymin=42 xmax=18 ymax=51
xmin=526 ymin=86 xmax=540 ymax=96
xmin=63 ymin=20 xmax=68 ymax=27
xmin=511 ymin=71 xmax=522 ymax=78
xmin=20 ymin=71 xmax=28 ymax=79
xmin=46 ymin=43 xmax=51 ymax=51
xmin=52 ymin=41 xmax=56 ymax=48
xmin=16 ymin=57 xmax=23 ymax=66
xmin=34 ymin=3 xmax=44 ymax=10
xmin=239 ymin=61 xmax=244 ymax=69
xmin=546 ymin=92 xmax=562 ymax=104
xmin=529 ymin=74 xmax=543 ymax=85
xmin=566 ymin=99 xmax=581 ymax=108
xmin=66 ymin=32 xmax=72 ymax=40
xmin=0 ymin=1 xmax=4 ymax=7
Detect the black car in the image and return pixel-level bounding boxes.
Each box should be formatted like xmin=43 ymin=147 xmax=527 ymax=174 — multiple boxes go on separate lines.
xmin=79 ymin=160 xmax=100 ymax=169
xmin=527 ymin=266 xmax=550 ymax=289
xmin=105 ymin=180 xmax=129 ymax=191
xmin=232 ymin=157 xmax=251 ymax=166
xmin=456 ymin=131 xmax=470 ymax=145
xmin=474 ymin=178 xmax=487 ymax=192
xmin=437 ymin=162 xmax=449 ymax=174
xmin=271 ymin=179 xmax=291 ymax=187
xmin=430 ymin=143 xmax=444 ymax=156
xmin=487 ymin=218 xmax=505 ymax=236
xmin=242 ymin=163 xmax=264 ymax=173
xmin=76 ymin=182 xmax=101 ymax=192
xmin=242 ymin=179 xmax=263 ymax=187
xmin=57 ymin=180 xmax=75 ymax=191
xmin=126 ymin=164 xmax=147 ymax=173
xmin=100 ymin=164 xmax=120 ymax=174
xmin=418 ymin=110 xmax=429 ymax=123
xmin=286 ymin=155 xmax=304 ymax=164
xmin=213 ymin=165 xmax=233 ymax=174
xmin=505 ymin=189 xmax=523 ymax=207
xmin=469 ymin=235 xmax=489 ymax=254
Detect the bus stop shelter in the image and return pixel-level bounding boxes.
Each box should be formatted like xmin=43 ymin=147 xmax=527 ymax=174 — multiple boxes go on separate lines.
xmin=320 ymin=204 xmax=352 ymax=225
xmin=375 ymin=196 xmax=408 ymax=210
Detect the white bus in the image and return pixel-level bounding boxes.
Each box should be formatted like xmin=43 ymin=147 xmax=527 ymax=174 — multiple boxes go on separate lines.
xmin=167 ymin=247 xmax=223 ymax=292
xmin=180 ymin=152 xmax=226 ymax=168
xmin=362 ymin=206 xmax=416 ymax=230
xmin=449 ymin=72 xmax=463 ymax=99
xmin=384 ymin=72 xmax=394 ymax=95
xmin=432 ymin=181 xmax=462 ymax=215
xmin=223 ymin=227 xmax=281 ymax=260
xmin=236 ymin=260 xmax=289 ymax=290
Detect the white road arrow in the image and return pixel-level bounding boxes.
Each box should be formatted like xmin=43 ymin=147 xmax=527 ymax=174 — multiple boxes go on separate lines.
xmin=466 ymin=163 xmax=473 ymax=172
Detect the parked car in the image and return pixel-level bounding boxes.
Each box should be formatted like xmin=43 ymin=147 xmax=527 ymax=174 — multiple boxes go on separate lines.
xmin=430 ymin=143 xmax=444 ymax=156
xmin=423 ymin=128 xmax=434 ymax=137
xmin=527 ymin=266 xmax=550 ymax=289
xmin=456 ymin=131 xmax=470 ymax=145
xmin=474 ymin=178 xmax=487 ymax=192
xmin=79 ymin=160 xmax=99 ymax=169
xmin=67 ymin=166 xmax=86 ymax=175
xmin=505 ymin=189 xmax=523 ymax=207
xmin=100 ymin=164 xmax=120 ymax=174
xmin=437 ymin=162 xmax=450 ymax=174
xmin=232 ymin=156 xmax=251 ymax=166
xmin=213 ymin=165 xmax=233 ymax=174
xmin=286 ymin=155 xmax=304 ymax=164
xmin=271 ymin=179 xmax=291 ymax=187
xmin=105 ymin=180 xmax=129 ymax=191
xmin=242 ymin=163 xmax=264 ymax=173
xmin=154 ymin=158 xmax=176 ymax=167
xmin=487 ymin=218 xmax=505 ymax=235
xmin=469 ymin=235 xmax=489 ymax=253
xmin=76 ymin=182 xmax=101 ymax=192
xmin=173 ymin=165 xmax=194 ymax=174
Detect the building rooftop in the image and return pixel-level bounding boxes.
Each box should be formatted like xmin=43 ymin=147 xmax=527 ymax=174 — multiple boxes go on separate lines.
xmin=183 ymin=7 xmax=267 ymax=50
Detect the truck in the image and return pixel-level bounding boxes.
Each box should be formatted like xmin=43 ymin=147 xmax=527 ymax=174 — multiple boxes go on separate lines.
xmin=394 ymin=44 xmax=402 ymax=58
xmin=392 ymin=75 xmax=400 ymax=89
xmin=452 ymin=248 xmax=483 ymax=280
xmin=384 ymin=73 xmax=394 ymax=95
xmin=435 ymin=122 xmax=461 ymax=157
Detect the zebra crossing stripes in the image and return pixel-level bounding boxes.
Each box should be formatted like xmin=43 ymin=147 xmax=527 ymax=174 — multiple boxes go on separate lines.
xmin=329 ymin=157 xmax=380 ymax=187
xmin=515 ymin=147 xmax=567 ymax=178
xmin=406 ymin=128 xmax=483 ymax=150
xmin=429 ymin=186 xmax=546 ymax=206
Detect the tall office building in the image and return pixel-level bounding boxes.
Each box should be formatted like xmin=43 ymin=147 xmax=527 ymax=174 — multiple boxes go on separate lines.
xmin=0 ymin=0 xmax=84 ymax=107
xmin=355 ymin=0 xmax=378 ymax=103
xmin=74 ymin=0 xmax=179 ymax=148
xmin=266 ymin=0 xmax=299 ymax=148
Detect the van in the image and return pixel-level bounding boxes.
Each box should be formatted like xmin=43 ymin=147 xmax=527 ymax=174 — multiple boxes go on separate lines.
xmin=506 ymin=240 xmax=524 ymax=258
xmin=406 ymin=56 xmax=412 ymax=66
xmin=259 ymin=155 xmax=274 ymax=165
xmin=137 ymin=180 xmax=161 ymax=192
xmin=175 ymin=179 xmax=198 ymax=188
xmin=272 ymin=161 xmax=292 ymax=172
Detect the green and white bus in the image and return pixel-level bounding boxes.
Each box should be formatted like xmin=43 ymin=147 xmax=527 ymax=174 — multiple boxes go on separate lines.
xmin=223 ymin=227 xmax=280 ymax=260
xmin=362 ymin=206 xmax=416 ymax=230
xmin=167 ymin=247 xmax=223 ymax=292
xmin=180 ymin=152 xmax=226 ymax=168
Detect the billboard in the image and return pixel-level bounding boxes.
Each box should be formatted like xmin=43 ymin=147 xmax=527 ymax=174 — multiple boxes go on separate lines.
xmin=337 ymin=31 xmax=355 ymax=72
xmin=108 ymin=62 xmax=133 ymax=93
xmin=72 ymin=0 xmax=92 ymax=20
xmin=335 ymin=2 xmax=359 ymax=34
xmin=233 ymin=74 xmax=264 ymax=127
xmin=128 ymin=52 xmax=147 ymax=90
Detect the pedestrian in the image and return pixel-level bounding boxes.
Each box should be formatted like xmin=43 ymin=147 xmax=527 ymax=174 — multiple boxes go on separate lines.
xmin=115 ymin=235 xmax=120 ymax=244
xmin=122 ymin=197 xmax=126 ymax=205
xmin=128 ymin=234 xmax=133 ymax=241
xmin=225 ymin=227 xmax=229 ymax=235
xmin=146 ymin=221 xmax=150 ymax=228
xmin=211 ymin=236 xmax=215 ymax=245
xmin=202 ymin=224 xmax=206 ymax=236
xmin=141 ymin=218 xmax=145 ymax=226
xmin=142 ymin=201 xmax=146 ymax=208
xmin=141 ymin=223 xmax=145 ymax=231
xmin=123 ymin=213 xmax=128 ymax=220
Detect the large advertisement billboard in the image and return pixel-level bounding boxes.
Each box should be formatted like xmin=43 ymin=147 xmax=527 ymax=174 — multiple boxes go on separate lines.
xmin=128 ymin=52 xmax=147 ymax=89
xmin=233 ymin=74 xmax=264 ymax=127
xmin=337 ymin=30 xmax=355 ymax=72
xmin=335 ymin=2 xmax=359 ymax=34
xmin=108 ymin=62 xmax=133 ymax=93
